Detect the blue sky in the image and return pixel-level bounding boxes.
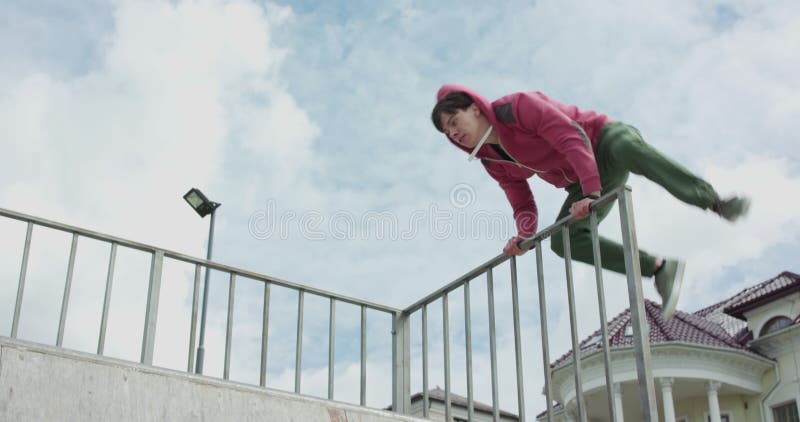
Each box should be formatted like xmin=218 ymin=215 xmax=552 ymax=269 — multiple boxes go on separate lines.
xmin=1 ymin=0 xmax=799 ymax=417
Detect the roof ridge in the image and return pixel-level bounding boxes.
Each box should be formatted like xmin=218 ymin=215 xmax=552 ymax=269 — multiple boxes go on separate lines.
xmin=644 ymin=299 xmax=676 ymax=341
xmin=671 ymin=307 xmax=745 ymax=350
xmin=693 ymin=272 xmax=795 ymax=316
xmin=724 ymin=272 xmax=800 ymax=317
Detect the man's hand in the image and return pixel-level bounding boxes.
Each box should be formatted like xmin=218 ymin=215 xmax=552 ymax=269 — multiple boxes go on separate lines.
xmin=503 ymin=236 xmax=526 ymax=256
xmin=569 ymin=191 xmax=601 ymax=220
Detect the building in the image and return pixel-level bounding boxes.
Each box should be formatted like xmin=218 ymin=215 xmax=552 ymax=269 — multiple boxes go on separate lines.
xmin=537 ymin=271 xmax=800 ymax=422
xmin=388 ymin=387 xmax=519 ymax=421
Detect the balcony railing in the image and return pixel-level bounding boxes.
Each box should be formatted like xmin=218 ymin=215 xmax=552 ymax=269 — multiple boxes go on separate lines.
xmin=0 ymin=185 xmax=657 ymax=422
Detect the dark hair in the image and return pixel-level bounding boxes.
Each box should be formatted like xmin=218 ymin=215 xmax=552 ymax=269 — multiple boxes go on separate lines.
xmin=431 ymin=92 xmax=474 ymax=132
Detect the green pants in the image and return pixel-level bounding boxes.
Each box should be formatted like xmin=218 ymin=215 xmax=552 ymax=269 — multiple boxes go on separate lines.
xmin=550 ymin=122 xmax=720 ymax=277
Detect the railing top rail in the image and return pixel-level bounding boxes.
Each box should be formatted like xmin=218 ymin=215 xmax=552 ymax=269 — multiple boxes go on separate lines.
xmin=401 ymin=186 xmax=628 ymax=314
xmin=0 ymin=207 xmax=400 ymax=314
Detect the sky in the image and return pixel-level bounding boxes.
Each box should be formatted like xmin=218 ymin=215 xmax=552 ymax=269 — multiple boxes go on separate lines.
xmin=1 ymin=0 xmax=799 ymax=419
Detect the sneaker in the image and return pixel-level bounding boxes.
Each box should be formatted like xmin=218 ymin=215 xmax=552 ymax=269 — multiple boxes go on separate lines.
xmin=712 ymin=196 xmax=751 ymax=222
xmin=655 ymin=260 xmax=685 ymax=320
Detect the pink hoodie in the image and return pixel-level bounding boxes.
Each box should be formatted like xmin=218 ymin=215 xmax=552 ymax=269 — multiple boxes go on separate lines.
xmin=437 ymin=84 xmax=611 ymax=237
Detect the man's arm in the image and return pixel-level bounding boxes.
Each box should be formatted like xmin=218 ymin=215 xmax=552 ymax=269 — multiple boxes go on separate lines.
xmin=513 ymin=93 xmax=602 ymax=196
xmin=481 ymin=160 xmax=538 ymax=255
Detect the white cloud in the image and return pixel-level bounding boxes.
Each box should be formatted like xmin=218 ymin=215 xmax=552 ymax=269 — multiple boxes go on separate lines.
xmin=628 ymin=155 xmax=800 ymax=310
xmin=2 ymin=1 xmax=800 ymax=420
xmin=0 ymin=0 xmax=320 ymax=393
xmin=0 ymin=0 xmax=312 ymax=255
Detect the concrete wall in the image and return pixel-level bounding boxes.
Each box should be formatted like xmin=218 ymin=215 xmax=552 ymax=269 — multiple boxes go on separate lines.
xmin=0 ymin=337 xmax=423 ymax=422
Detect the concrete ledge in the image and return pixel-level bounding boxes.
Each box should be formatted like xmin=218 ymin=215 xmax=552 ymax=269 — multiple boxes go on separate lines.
xmin=0 ymin=337 xmax=423 ymax=422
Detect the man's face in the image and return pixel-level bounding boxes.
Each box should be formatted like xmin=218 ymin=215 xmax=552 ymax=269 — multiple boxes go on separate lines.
xmin=439 ymin=104 xmax=489 ymax=149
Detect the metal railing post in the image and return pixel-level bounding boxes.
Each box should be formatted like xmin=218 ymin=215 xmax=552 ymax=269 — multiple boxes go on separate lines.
xmin=360 ymin=305 xmax=367 ymax=406
xmin=141 ymin=250 xmax=164 ymax=365
xmin=487 ymin=268 xmax=500 ymax=421
xmin=590 ymin=210 xmax=617 ymax=421
xmin=443 ymin=292 xmax=452 ymax=421
xmin=510 ymin=256 xmax=526 ymax=422
xmin=618 ymin=187 xmax=658 ymax=421
xmin=11 ymin=222 xmax=33 ymax=339
xmin=188 ymin=264 xmax=201 ymax=372
xmin=391 ymin=311 xmax=411 ymax=414
xmin=464 ymin=280 xmax=475 ymax=421
xmin=260 ymin=282 xmax=271 ymax=387
xmin=98 ymin=242 xmax=117 ymax=355
xmin=562 ymin=226 xmax=587 ymax=421
xmin=422 ymin=304 xmax=430 ymax=418
xmin=224 ymin=273 xmax=236 ymax=380
xmin=56 ymin=233 xmax=78 ymax=346
xmin=535 ymin=241 xmax=554 ymax=422
xmin=295 ymin=290 xmax=304 ymax=393
xmin=328 ymin=298 xmax=336 ymax=400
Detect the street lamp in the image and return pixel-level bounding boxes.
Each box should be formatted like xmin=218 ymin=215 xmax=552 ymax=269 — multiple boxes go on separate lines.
xmin=183 ymin=188 xmax=221 ymax=374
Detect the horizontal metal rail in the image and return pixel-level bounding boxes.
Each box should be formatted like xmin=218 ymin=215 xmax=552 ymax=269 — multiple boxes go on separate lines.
xmin=402 ymin=186 xmax=623 ymax=314
xmin=0 ymin=207 xmax=399 ymax=315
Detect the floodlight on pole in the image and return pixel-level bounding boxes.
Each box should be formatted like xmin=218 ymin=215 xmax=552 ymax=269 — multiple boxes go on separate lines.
xmin=183 ymin=187 xmax=220 ymax=375
xmin=183 ymin=188 xmax=220 ymax=218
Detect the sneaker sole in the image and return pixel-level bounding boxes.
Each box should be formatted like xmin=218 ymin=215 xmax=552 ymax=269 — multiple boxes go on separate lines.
xmin=662 ymin=261 xmax=685 ymax=320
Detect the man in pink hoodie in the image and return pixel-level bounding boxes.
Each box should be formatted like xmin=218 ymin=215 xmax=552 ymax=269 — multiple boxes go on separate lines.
xmin=431 ymin=84 xmax=749 ymax=319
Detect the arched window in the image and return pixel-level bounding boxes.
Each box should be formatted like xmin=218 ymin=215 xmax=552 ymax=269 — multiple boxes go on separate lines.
xmin=759 ymin=316 xmax=793 ymax=336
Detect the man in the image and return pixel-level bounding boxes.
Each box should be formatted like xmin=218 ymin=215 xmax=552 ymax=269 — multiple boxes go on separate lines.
xmin=431 ymin=84 xmax=749 ymax=319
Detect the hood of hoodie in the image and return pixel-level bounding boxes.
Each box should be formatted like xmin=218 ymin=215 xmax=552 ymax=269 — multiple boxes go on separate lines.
xmin=436 ymin=84 xmax=500 ymax=157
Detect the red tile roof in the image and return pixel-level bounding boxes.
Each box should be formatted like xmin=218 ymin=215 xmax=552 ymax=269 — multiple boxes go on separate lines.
xmin=695 ymin=272 xmax=798 ymax=315
xmin=690 ymin=271 xmax=799 ymax=339
xmin=551 ymin=299 xmax=761 ymax=369
xmin=722 ymin=272 xmax=800 ymax=318
xmin=551 ymin=272 xmax=800 ymax=368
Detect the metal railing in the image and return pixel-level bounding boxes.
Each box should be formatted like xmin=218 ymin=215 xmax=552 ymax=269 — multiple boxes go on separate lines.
xmin=395 ymin=186 xmax=657 ymax=422
xmin=0 ymin=206 xmax=399 ymax=406
xmin=1 ymin=185 xmax=657 ymax=421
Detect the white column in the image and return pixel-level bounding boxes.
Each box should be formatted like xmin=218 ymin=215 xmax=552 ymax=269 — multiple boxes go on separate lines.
xmin=706 ymin=380 xmax=722 ymax=422
xmin=613 ymin=383 xmax=625 ymax=422
xmin=660 ymin=378 xmax=676 ymax=422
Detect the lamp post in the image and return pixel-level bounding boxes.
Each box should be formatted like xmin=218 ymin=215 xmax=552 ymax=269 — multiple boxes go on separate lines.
xmin=183 ymin=188 xmax=221 ymax=375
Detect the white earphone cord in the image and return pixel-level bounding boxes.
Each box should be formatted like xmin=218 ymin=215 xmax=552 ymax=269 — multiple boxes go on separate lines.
xmin=467 ymin=126 xmax=493 ymax=162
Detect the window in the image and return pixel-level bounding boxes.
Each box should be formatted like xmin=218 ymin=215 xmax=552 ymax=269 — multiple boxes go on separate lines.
xmin=625 ymin=320 xmax=650 ymax=337
xmin=706 ymin=413 xmax=731 ymax=421
xmin=773 ymin=401 xmax=799 ymax=422
xmin=760 ymin=316 xmax=793 ymax=336
xmin=581 ymin=333 xmax=603 ymax=350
